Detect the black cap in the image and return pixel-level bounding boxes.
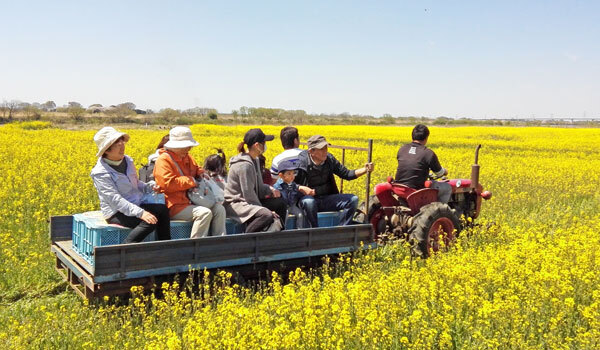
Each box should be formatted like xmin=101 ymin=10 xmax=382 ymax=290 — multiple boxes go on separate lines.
xmin=244 ymin=128 xmax=274 ymax=146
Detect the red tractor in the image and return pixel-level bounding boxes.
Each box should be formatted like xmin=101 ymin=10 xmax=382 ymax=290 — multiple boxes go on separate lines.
xmin=367 ymin=145 xmax=492 ymax=257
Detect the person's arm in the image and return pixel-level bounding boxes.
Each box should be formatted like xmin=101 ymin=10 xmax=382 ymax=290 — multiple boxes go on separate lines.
xmin=294 ymin=169 xmax=316 ymax=195
xmin=430 ymin=152 xmax=447 ymax=176
xmin=92 ymin=173 xmax=145 ymax=218
xmin=354 ymin=162 xmax=374 ymax=177
xmin=237 ymin=163 xmax=263 ymax=202
xmin=153 ymin=156 xmax=196 ymax=193
xmin=330 ymin=155 xmax=358 ymax=180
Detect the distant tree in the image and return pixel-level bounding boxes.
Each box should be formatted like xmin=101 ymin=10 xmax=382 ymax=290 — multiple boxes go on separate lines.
xmin=111 ymin=104 xmax=135 ymax=118
xmin=381 ymin=114 xmax=395 ymax=124
xmin=118 ymin=102 xmax=136 ymax=110
xmin=24 ymin=104 xmax=43 ymax=120
xmin=68 ymin=101 xmax=82 ymax=108
xmin=160 ymin=108 xmax=182 ymax=121
xmin=68 ymin=106 xmax=86 ymax=121
xmin=88 ymin=103 xmax=103 ymax=108
xmin=208 ymin=112 xmax=218 ymax=120
xmin=2 ymin=100 xmax=22 ymax=120
xmin=42 ymin=101 xmax=56 ymax=111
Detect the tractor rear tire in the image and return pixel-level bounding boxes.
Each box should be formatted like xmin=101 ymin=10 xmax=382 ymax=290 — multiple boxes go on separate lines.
xmin=408 ymin=202 xmax=460 ymax=258
xmin=355 ymin=195 xmax=380 ymax=223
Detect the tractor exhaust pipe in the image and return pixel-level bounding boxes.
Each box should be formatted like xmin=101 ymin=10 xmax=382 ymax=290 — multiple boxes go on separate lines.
xmin=470 ymin=144 xmax=481 ymax=189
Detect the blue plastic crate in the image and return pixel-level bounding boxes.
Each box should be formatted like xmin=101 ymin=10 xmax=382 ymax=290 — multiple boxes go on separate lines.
xmin=285 ymin=211 xmax=342 ymax=229
xmin=317 ymin=211 xmax=342 ymax=227
xmin=226 ymin=218 xmax=245 ymax=235
xmin=72 ymin=212 xmax=157 ymax=264
xmin=170 ymin=220 xmax=193 ymax=239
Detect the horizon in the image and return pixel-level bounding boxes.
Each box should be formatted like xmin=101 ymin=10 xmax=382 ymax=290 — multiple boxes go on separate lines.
xmin=1 ymin=1 xmax=599 ymax=120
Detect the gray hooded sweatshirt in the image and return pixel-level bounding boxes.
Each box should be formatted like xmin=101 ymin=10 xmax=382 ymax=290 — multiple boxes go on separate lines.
xmin=224 ymin=152 xmax=272 ymax=223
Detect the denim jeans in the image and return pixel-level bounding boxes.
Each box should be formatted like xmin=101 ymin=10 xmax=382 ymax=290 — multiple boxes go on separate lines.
xmin=299 ymin=193 xmax=359 ymax=228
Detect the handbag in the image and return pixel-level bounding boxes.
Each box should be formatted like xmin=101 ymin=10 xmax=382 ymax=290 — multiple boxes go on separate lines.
xmin=206 ymin=177 xmax=225 ymax=204
xmin=166 ymin=153 xmax=217 ymax=208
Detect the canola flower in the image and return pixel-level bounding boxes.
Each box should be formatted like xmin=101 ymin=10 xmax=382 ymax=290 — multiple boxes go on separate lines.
xmin=1 ymin=122 xmax=600 ymax=349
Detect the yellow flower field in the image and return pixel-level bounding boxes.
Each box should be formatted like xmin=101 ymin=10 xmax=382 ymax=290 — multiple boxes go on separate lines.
xmin=1 ymin=122 xmax=600 ymax=349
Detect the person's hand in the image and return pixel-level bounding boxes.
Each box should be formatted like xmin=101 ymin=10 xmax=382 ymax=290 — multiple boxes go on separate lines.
xmin=271 ymin=211 xmax=280 ymax=219
xmin=152 ymin=184 xmax=161 ymax=193
xmin=364 ymin=162 xmax=374 ymax=173
xmin=298 ymin=186 xmax=315 ymax=196
xmin=140 ymin=211 xmax=158 ymax=224
xmin=271 ymin=189 xmax=281 ymax=198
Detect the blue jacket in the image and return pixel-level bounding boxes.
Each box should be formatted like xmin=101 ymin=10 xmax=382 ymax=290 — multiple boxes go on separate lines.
xmin=90 ymin=155 xmax=152 ymax=219
xmin=273 ymin=179 xmax=302 ymax=207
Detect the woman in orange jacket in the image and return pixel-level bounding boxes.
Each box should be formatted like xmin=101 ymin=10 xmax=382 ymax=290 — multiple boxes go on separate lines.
xmin=153 ymin=127 xmax=226 ymax=238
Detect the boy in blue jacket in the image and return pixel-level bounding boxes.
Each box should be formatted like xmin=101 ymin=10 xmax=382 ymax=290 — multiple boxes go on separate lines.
xmin=273 ymin=160 xmax=306 ymax=228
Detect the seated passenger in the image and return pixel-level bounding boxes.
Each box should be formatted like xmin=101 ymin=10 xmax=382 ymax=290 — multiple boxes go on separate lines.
xmin=258 ymin=154 xmax=274 ymax=185
xmin=295 ymin=135 xmax=374 ymax=227
xmin=270 ymin=126 xmax=302 ymax=182
xmin=224 ymin=128 xmax=286 ymax=233
xmin=203 ymin=148 xmax=227 ymax=190
xmin=154 ymin=127 xmax=226 ymax=238
xmin=90 ymin=127 xmax=171 ymax=243
xmin=273 ymin=160 xmax=306 ymax=228
xmin=139 ymin=134 xmax=169 ymax=182
xmin=394 ymin=124 xmax=451 ymax=203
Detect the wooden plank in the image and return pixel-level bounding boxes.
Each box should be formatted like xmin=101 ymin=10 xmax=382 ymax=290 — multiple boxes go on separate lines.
xmin=54 ymin=240 xmax=95 ymax=275
xmin=50 ymin=216 xmax=73 ymax=243
xmin=51 ymin=243 xmax=96 ymax=291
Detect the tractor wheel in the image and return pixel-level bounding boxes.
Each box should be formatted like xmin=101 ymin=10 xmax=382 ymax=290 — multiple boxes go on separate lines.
xmin=408 ymin=202 xmax=460 ymax=258
xmin=355 ymin=195 xmax=380 ymax=223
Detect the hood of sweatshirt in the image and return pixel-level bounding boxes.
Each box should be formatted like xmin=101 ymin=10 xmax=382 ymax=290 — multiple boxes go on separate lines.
xmin=229 ymin=152 xmax=257 ymax=167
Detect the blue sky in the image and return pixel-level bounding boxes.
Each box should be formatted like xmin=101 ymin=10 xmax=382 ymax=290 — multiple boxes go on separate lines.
xmin=1 ymin=1 xmax=598 ymax=119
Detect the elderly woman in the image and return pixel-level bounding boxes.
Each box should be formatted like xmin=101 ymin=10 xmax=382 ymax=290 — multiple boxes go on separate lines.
xmin=154 ymin=126 xmax=226 ymax=238
xmin=90 ymin=127 xmax=171 ymax=243
xmin=224 ymin=128 xmax=287 ymax=232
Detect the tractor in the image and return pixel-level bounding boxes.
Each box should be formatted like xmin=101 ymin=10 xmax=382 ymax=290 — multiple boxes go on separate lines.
xmin=366 ymin=145 xmax=492 ymax=257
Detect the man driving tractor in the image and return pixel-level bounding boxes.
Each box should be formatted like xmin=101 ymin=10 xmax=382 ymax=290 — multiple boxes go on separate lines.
xmin=394 ymin=124 xmax=452 ymax=203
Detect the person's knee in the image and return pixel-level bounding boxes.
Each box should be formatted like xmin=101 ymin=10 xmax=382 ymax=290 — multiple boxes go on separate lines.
xmin=350 ymin=195 xmax=359 ymax=209
xmin=300 ymin=196 xmax=316 ymax=210
xmin=256 ymin=207 xmax=272 ymax=218
xmin=192 ymin=206 xmax=213 ymax=220
xmin=212 ymin=204 xmax=226 ymax=217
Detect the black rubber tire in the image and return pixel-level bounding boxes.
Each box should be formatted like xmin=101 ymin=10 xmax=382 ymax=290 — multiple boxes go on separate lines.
xmin=354 ymin=194 xmax=380 ymax=223
xmin=408 ymin=202 xmax=460 ymax=258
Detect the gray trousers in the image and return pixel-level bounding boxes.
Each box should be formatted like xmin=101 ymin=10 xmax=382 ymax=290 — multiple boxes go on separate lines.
xmin=172 ymin=203 xmax=226 ymax=238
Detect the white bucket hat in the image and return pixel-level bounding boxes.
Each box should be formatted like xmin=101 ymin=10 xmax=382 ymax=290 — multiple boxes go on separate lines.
xmin=94 ymin=127 xmax=130 ymax=157
xmin=163 ymin=126 xmax=199 ymax=148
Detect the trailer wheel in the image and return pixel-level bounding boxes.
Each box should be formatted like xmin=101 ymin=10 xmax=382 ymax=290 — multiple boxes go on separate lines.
xmin=408 ymin=202 xmax=460 ymax=258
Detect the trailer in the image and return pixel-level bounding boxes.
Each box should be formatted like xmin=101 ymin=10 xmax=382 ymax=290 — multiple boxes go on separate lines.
xmin=50 ymin=139 xmax=376 ymax=300
xmin=50 ymin=216 xmax=375 ymax=299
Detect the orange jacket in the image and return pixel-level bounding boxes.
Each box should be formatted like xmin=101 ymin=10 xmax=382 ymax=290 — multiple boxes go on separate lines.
xmin=153 ymin=149 xmax=204 ymax=217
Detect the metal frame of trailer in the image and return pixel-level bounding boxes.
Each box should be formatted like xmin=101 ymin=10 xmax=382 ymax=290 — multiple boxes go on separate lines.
xmin=50 ymin=215 xmax=375 ymax=299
